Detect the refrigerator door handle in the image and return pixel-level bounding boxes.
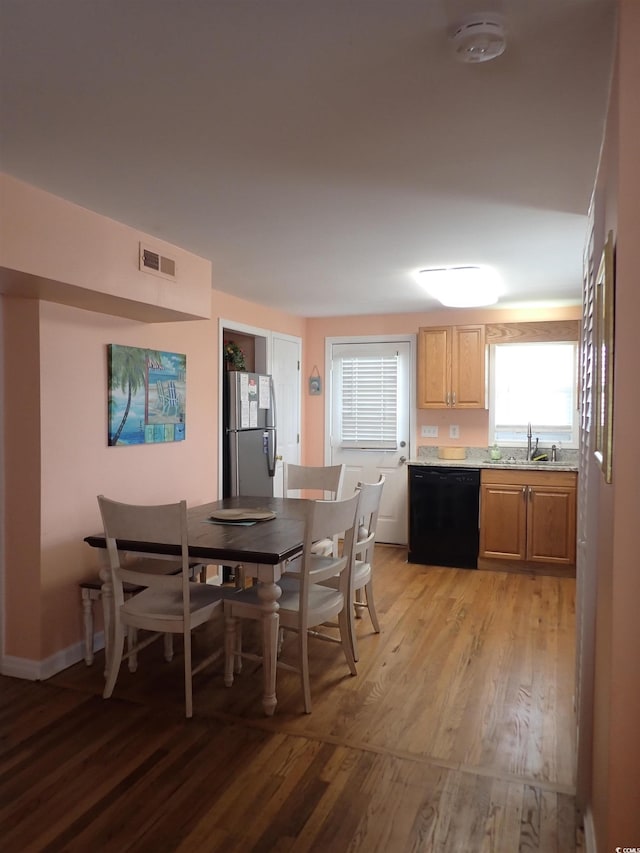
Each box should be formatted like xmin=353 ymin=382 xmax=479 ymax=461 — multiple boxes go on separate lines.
xmin=267 ymin=375 xmax=277 ymax=430
xmin=266 ymin=429 xmax=277 ymax=477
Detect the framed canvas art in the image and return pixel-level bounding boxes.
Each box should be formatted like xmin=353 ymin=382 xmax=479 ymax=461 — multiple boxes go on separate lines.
xmin=107 ymin=345 xmax=186 ymax=446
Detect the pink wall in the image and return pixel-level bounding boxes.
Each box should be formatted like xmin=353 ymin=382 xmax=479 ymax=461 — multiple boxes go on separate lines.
xmin=304 ymin=305 xmax=580 ymax=465
xmin=4 ymin=299 xmax=42 ymax=660
xmin=0 ymin=173 xmax=212 ymax=322
xmin=589 ymin=2 xmax=640 ymax=847
xmin=1 ymin=229 xmax=303 ymax=665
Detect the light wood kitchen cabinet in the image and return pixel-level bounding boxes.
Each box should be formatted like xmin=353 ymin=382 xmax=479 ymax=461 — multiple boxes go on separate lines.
xmin=417 ymin=325 xmax=485 ymax=409
xmin=480 ymin=469 xmax=577 ymax=565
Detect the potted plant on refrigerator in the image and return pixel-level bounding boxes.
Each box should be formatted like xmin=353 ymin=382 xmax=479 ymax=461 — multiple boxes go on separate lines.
xmin=224 ymin=341 xmax=246 ymax=371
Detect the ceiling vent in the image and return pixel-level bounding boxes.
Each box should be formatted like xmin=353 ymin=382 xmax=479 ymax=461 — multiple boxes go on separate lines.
xmin=139 ymin=243 xmax=177 ymax=281
xmin=451 ymin=14 xmax=506 ymax=63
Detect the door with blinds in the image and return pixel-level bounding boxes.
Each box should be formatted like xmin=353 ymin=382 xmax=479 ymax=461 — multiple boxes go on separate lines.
xmin=328 ymin=339 xmax=412 ymax=544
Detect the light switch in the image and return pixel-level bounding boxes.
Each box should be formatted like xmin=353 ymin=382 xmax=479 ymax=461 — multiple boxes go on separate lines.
xmin=449 ymin=424 xmax=460 ymax=439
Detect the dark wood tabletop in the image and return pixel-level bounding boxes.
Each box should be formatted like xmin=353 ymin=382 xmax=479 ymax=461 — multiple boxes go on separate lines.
xmin=84 ymin=496 xmax=308 ymax=566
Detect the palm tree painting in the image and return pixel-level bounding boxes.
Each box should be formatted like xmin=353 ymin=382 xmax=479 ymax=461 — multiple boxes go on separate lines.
xmin=108 ymin=345 xmax=186 ymax=445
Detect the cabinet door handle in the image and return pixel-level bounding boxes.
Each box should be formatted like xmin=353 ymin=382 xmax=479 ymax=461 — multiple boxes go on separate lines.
xmin=522 ymin=486 xmax=527 ymax=500
xmin=452 ymin=391 xmax=456 ymax=406
xmin=446 ymin=392 xmax=451 ymax=406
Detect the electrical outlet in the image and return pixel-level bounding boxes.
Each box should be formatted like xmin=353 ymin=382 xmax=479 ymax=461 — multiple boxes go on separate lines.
xmin=421 ymin=425 xmax=438 ymax=438
xmin=449 ymin=424 xmax=460 ymax=439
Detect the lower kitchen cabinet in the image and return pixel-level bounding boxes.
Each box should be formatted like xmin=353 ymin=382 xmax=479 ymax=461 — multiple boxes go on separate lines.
xmin=480 ymin=469 xmax=577 ymax=565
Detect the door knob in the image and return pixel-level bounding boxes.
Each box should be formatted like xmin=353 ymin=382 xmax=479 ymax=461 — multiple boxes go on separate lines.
xmin=399 ymin=456 xmax=407 ymax=464
xmin=275 ymin=455 xmax=283 ymax=461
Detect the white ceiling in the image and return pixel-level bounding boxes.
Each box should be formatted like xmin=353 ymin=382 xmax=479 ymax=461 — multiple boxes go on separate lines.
xmin=0 ymin=0 xmax=616 ymax=317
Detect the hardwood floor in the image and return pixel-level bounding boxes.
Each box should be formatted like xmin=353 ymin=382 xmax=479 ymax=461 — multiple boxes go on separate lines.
xmin=0 ymin=546 xmax=581 ymax=852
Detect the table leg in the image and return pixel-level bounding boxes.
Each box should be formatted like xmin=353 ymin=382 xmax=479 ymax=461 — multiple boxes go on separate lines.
xmin=257 ymin=579 xmax=281 ymax=717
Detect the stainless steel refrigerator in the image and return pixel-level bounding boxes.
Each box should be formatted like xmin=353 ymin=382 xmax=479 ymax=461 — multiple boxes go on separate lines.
xmin=224 ymin=371 xmax=277 ymax=497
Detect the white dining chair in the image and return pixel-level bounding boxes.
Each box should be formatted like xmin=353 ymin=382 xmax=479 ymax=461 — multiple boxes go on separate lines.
xmin=283 ymin=462 xmax=346 ymax=557
xmin=320 ymin=475 xmax=385 ymax=661
xmin=283 ymin=462 xmax=345 ymax=500
xmin=223 ymin=492 xmax=360 ymax=713
xmin=98 ymin=495 xmax=228 ymax=718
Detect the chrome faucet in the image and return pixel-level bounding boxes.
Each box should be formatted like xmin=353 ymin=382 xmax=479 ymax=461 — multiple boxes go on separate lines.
xmin=527 ymin=422 xmax=533 ymax=460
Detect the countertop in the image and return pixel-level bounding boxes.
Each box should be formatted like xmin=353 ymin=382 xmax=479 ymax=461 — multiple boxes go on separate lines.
xmin=408 ymin=458 xmax=578 ymax=472
xmin=409 ymin=447 xmax=578 ymax=473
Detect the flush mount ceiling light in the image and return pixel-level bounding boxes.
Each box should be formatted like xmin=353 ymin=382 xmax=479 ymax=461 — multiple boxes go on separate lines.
xmin=417 ymin=266 xmax=501 ymax=307
xmin=451 ymin=14 xmax=506 ymax=64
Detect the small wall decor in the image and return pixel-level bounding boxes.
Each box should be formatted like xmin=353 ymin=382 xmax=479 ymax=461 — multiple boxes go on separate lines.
xmin=309 ymin=365 xmax=322 ymax=395
xmin=108 ymin=344 xmax=186 ymax=446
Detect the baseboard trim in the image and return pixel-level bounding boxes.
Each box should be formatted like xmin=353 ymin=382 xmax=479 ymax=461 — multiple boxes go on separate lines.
xmin=0 ymin=632 xmax=104 ymax=681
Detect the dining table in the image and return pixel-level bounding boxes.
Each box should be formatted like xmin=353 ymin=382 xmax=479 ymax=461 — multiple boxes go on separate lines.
xmin=84 ymin=495 xmax=309 ymax=716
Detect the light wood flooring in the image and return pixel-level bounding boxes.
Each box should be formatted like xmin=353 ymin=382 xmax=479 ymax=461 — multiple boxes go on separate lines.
xmin=0 ymin=546 xmax=581 ymax=852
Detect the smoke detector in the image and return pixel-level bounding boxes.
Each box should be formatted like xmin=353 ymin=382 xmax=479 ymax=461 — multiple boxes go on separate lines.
xmin=451 ymin=14 xmax=506 ymax=63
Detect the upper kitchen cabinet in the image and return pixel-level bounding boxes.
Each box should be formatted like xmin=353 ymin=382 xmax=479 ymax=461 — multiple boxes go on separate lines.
xmin=417 ymin=325 xmax=486 ymax=409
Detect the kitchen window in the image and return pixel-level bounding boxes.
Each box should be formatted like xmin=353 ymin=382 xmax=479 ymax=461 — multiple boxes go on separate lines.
xmin=488 ymin=341 xmax=579 ymax=448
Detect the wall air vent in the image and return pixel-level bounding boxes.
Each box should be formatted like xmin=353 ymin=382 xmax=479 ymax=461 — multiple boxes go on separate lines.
xmin=139 ymin=243 xmax=177 ymax=281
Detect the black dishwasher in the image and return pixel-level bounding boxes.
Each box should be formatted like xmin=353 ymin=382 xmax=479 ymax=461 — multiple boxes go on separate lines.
xmin=408 ymin=466 xmax=480 ymax=569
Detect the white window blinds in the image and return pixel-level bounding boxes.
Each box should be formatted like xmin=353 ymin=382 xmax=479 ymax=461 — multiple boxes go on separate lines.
xmin=338 ymin=353 xmax=399 ymax=449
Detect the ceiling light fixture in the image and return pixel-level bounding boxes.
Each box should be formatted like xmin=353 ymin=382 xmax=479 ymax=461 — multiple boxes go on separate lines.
xmin=451 ymin=14 xmax=507 ymax=64
xmin=417 ymin=266 xmax=501 ymax=307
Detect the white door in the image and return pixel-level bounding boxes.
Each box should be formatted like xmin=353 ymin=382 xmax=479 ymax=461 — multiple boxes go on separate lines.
xmin=271 ymin=333 xmax=301 ymax=497
xmin=328 ymin=338 xmax=412 ymax=545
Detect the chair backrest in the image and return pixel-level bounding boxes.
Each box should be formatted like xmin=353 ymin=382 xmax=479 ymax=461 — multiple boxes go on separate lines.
xmin=298 ymin=493 xmax=360 ymax=619
xmin=283 ymin=463 xmax=346 ymax=500
xmin=355 ymin=475 xmax=385 ymax=561
xmin=97 ymin=495 xmax=190 ymax=613
xmin=167 ymin=380 xmax=178 ymax=403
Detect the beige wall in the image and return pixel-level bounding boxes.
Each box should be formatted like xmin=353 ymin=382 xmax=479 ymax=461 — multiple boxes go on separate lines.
xmin=589 ymin=1 xmax=640 ymax=848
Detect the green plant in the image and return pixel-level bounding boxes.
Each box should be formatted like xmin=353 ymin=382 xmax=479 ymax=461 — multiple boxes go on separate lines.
xmin=224 ymin=341 xmax=246 ymax=370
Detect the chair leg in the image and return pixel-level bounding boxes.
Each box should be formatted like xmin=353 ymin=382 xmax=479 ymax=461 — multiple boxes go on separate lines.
xmin=355 ymin=587 xmax=364 ymax=619
xmin=235 ymin=622 xmax=243 ymax=674
xmin=365 ymin=580 xmax=380 ymax=633
xmin=224 ymin=614 xmax=237 ymax=687
xmin=299 ymin=628 xmax=312 ymax=714
xmin=277 ymin=626 xmax=285 ymax=656
xmin=345 ymin=592 xmax=359 ymax=663
xmin=163 ymin=632 xmax=174 ymax=661
xmin=127 ymin=627 xmax=138 ymax=672
xmin=183 ymin=631 xmax=193 ymax=719
xmin=103 ymin=620 xmax=126 ymax=699
xmin=338 ymin=604 xmax=358 ymax=678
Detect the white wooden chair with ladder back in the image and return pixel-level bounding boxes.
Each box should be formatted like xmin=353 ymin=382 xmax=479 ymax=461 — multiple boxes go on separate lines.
xmin=98 ymin=495 xmax=229 ymax=718
xmin=320 ymin=475 xmax=385 ymax=661
xmin=223 ymin=492 xmax=360 ymax=713
xmin=283 ymin=462 xmax=346 ymax=557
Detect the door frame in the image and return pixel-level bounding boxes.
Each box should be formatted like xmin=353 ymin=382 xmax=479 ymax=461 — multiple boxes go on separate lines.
xmin=219 ymin=318 xmax=271 ymax=499
xmin=323 ymin=332 xmax=416 ymax=464
xmin=271 ymin=331 xmax=302 ymax=494
xmin=218 ymin=318 xmax=302 ymax=497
